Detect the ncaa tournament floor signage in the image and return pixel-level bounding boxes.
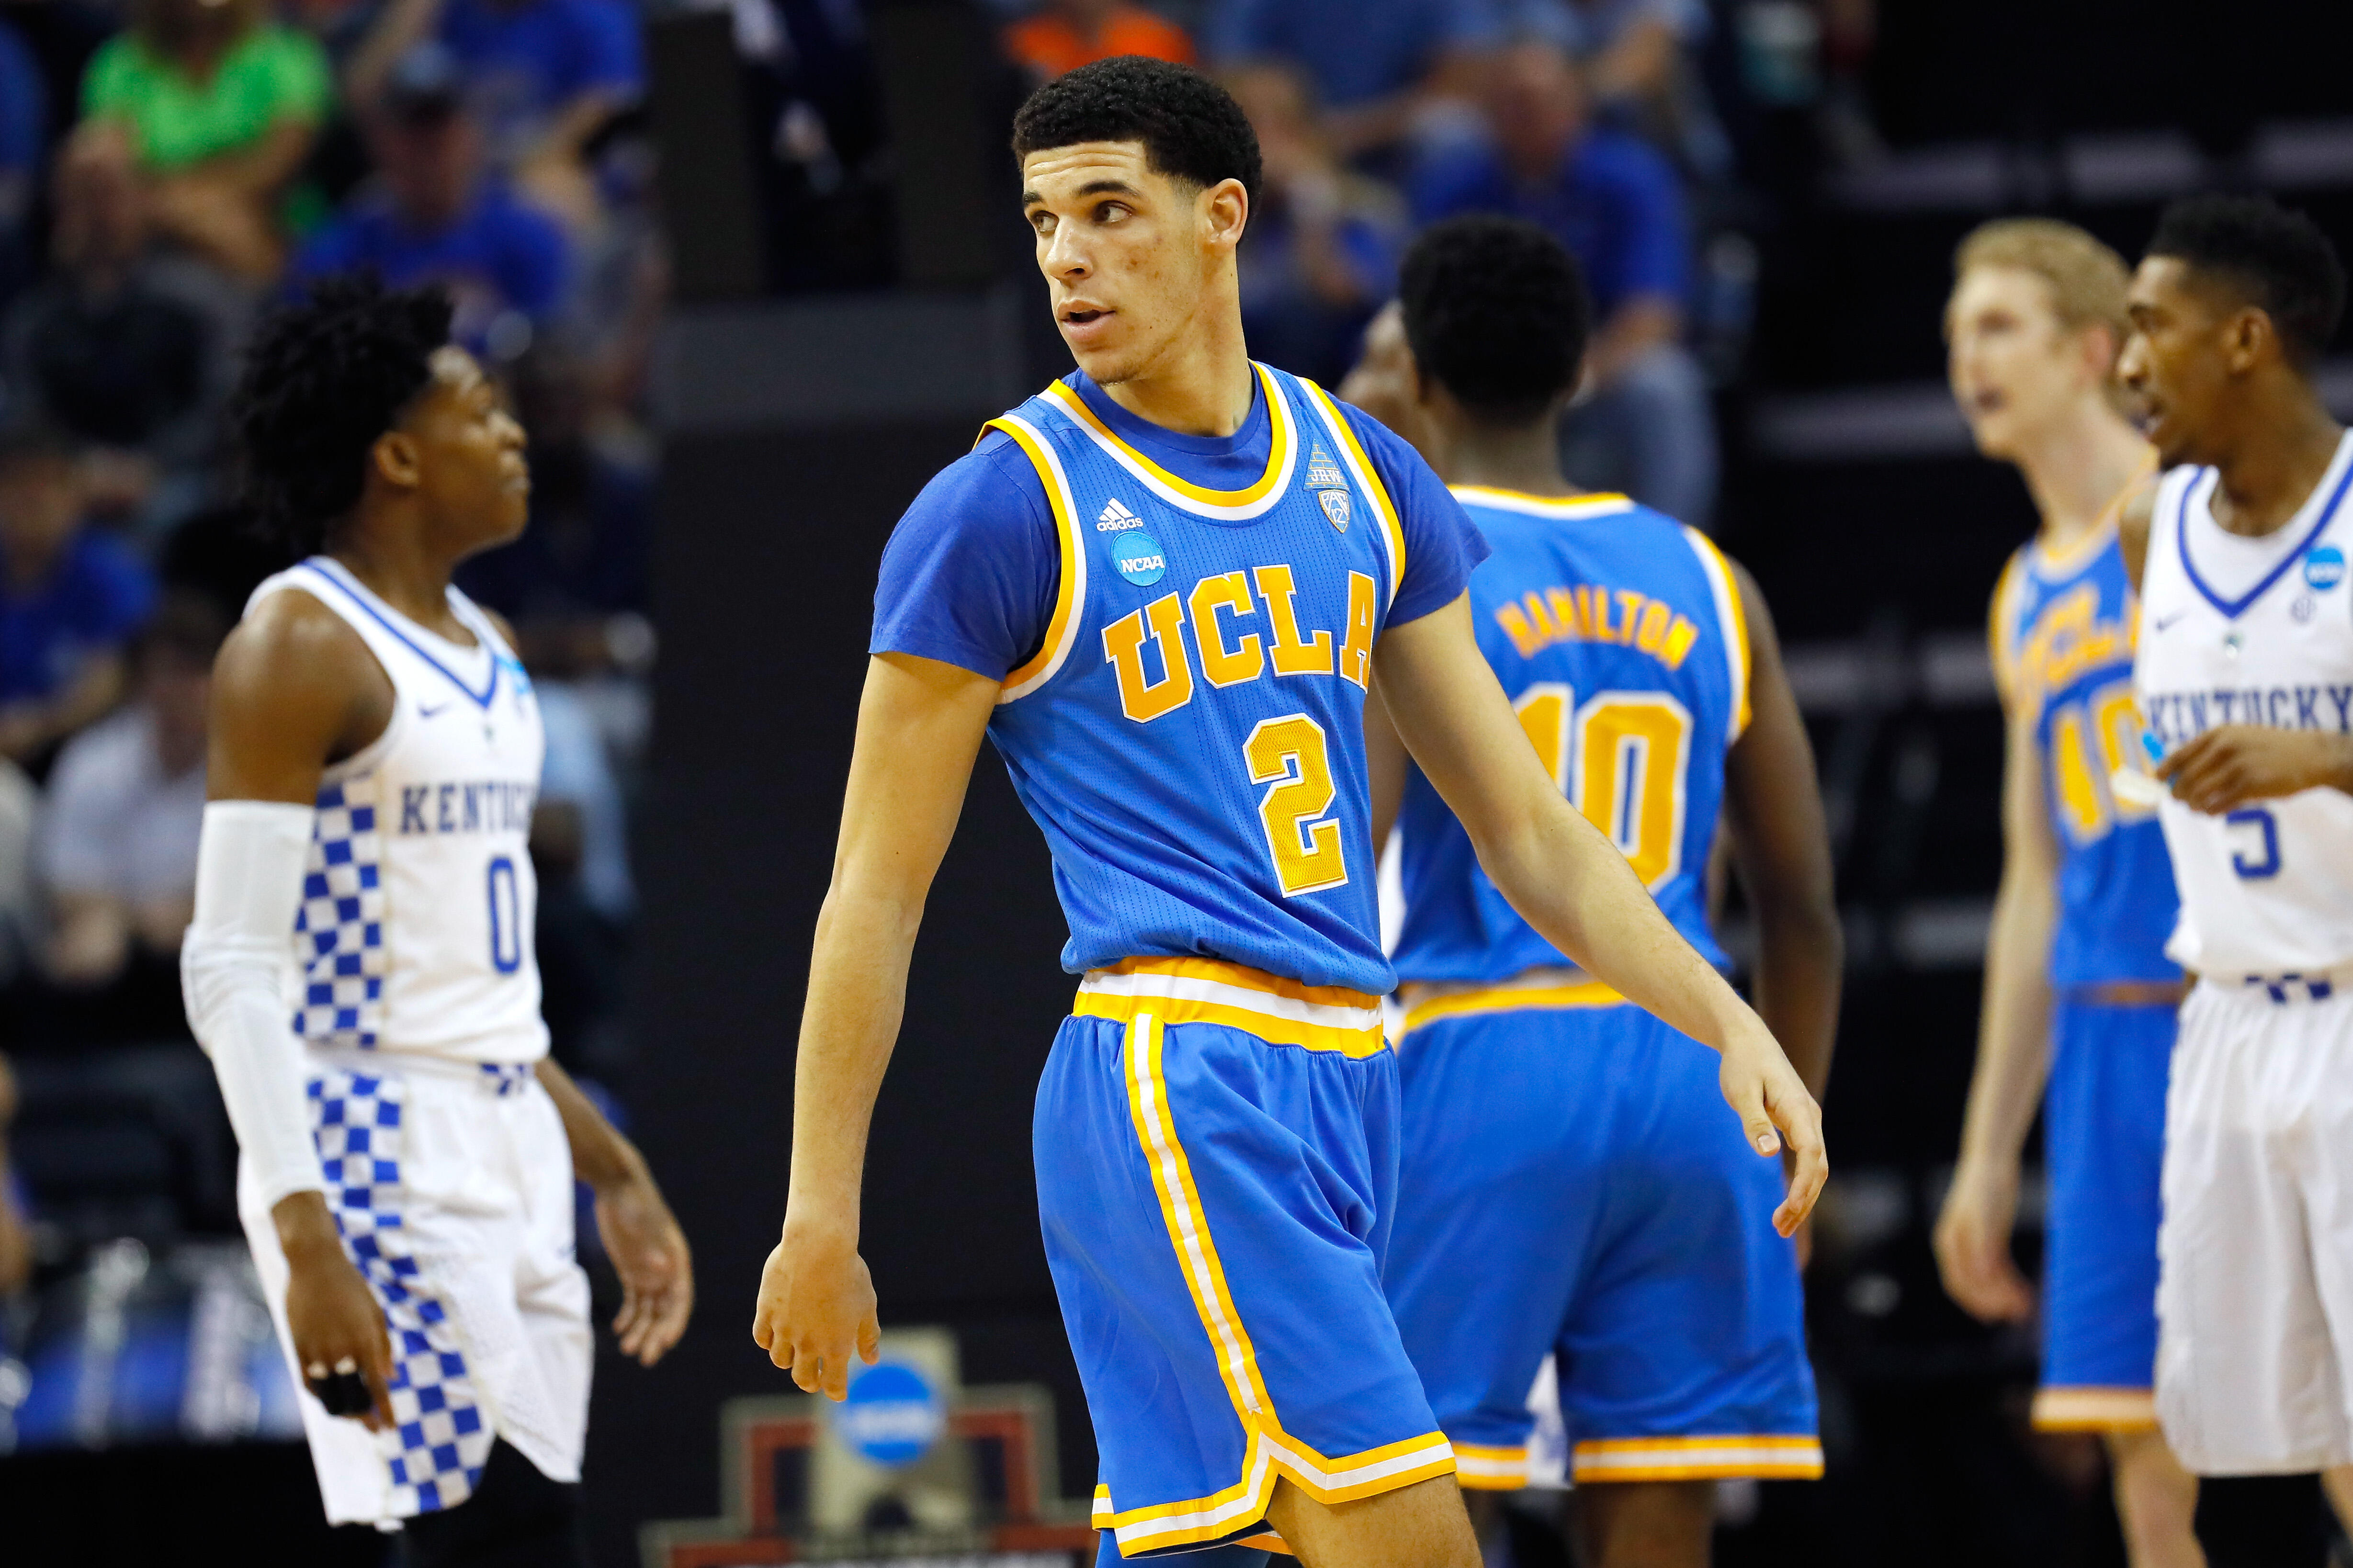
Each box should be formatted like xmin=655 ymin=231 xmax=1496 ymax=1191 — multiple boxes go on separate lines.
xmin=642 ymin=1327 xmax=1097 ymax=1567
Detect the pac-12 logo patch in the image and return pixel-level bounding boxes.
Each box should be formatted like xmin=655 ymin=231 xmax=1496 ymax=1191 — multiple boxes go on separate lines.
xmin=2305 ymin=544 xmax=2345 ymax=590
xmin=1111 ymin=529 xmax=1167 ymax=587
xmin=1317 ymin=488 xmax=1352 ymax=532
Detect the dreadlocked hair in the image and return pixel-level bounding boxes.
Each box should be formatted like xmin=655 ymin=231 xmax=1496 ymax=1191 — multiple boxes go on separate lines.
xmin=232 ymin=274 xmax=453 ymax=555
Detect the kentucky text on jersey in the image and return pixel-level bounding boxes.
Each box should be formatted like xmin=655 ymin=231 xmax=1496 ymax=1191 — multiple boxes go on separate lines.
xmin=869 ymin=363 xmax=1485 ymax=994
xmin=399 ymin=781 xmax=540 ymax=835
xmin=1992 ymin=524 xmax=2180 ymax=985
xmin=2145 ymin=685 xmax=2353 ymax=744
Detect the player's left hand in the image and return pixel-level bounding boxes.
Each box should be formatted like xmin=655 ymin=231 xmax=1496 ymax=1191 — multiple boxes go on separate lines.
xmin=2156 ymin=726 xmax=2353 ymax=813
xmin=1718 ymin=1026 xmax=1826 ymax=1237
xmin=594 ymin=1173 xmax=695 ymax=1366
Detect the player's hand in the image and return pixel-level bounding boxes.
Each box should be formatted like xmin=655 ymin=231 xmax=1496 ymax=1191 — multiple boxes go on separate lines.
xmin=2155 ymin=726 xmax=2353 ymax=813
xmin=1718 ymin=1026 xmax=1826 ymax=1237
xmin=1933 ymin=1157 xmax=2034 ymax=1323
xmin=596 ymin=1172 xmax=694 ymax=1367
xmin=275 ymin=1194 xmax=395 ymax=1430
xmin=751 ymin=1220 xmax=880 ymax=1400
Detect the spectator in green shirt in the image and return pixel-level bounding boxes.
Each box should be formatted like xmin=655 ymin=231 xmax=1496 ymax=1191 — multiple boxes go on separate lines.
xmin=79 ymin=0 xmax=331 ymax=281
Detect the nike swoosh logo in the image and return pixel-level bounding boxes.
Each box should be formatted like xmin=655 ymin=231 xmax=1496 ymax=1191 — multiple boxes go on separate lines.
xmin=2152 ymin=610 xmax=2189 ymax=632
xmin=418 ymin=702 xmax=452 ymax=719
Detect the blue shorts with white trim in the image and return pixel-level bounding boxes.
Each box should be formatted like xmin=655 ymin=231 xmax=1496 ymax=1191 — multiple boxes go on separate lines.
xmin=2035 ymin=997 xmax=2175 ymax=1432
xmin=1036 ymin=959 xmax=1453 ymax=1559
xmin=1383 ymin=991 xmax=1819 ymax=1488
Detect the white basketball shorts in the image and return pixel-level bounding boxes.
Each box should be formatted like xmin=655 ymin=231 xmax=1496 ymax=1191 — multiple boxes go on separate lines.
xmin=237 ymin=1052 xmax=591 ymax=1525
xmin=2157 ymin=974 xmax=2353 ymax=1474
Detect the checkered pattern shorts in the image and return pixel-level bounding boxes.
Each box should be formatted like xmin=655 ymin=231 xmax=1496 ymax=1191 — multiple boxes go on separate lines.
xmin=312 ymin=1070 xmax=495 ymax=1515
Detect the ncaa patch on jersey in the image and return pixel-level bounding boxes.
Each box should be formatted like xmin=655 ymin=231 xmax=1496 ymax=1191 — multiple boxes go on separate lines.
xmin=1318 ymin=488 xmax=1352 ymax=532
xmin=1110 ymin=529 xmax=1167 ymax=587
xmin=2306 ymin=544 xmax=2345 ymax=590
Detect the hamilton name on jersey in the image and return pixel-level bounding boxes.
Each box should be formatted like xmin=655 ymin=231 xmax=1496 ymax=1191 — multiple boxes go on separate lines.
xmin=397 ymin=780 xmax=540 ymax=836
xmin=1491 ymin=576 xmax=1709 ymax=669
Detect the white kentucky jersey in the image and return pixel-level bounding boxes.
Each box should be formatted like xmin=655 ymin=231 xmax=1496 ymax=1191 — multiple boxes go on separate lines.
xmin=2137 ymin=431 xmax=2353 ymax=976
xmin=246 ymin=558 xmax=548 ymax=1062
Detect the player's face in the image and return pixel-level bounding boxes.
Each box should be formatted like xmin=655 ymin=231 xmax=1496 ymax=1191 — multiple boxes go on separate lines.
xmin=1020 ymin=141 xmax=1247 ymax=385
xmin=1946 ymin=266 xmax=2099 ymax=461
xmin=401 ymin=346 xmax=530 ymax=553
xmin=2119 ymin=256 xmax=2233 ymax=469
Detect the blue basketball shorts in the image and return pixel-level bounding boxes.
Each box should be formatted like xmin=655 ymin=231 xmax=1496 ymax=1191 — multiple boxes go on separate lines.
xmin=1036 ymin=958 xmax=1454 ymax=1559
xmin=2033 ymin=995 xmax=2177 ymax=1432
xmin=1382 ymin=980 xmax=1820 ymax=1489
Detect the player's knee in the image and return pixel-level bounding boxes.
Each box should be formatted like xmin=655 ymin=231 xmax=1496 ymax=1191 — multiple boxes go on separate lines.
xmin=2191 ymin=1473 xmax=2330 ymax=1568
xmin=399 ymin=1439 xmax=587 ymax=1568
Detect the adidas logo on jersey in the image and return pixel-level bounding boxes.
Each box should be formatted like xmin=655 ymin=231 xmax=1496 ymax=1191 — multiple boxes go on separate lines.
xmin=1096 ymin=498 xmax=1145 ymax=531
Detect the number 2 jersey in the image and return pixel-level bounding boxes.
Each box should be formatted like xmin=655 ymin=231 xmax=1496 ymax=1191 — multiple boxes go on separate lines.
xmin=1390 ymin=488 xmax=1747 ymax=984
xmin=871 ymin=365 xmax=1486 ymax=995
xmin=247 ymin=558 xmax=548 ymax=1063
xmin=1990 ymin=519 xmax=2180 ymax=988
xmin=2136 ymin=431 xmax=2353 ymax=976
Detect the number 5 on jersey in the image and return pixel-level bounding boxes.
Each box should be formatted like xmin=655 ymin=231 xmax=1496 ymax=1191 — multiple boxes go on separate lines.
xmin=1515 ymin=683 xmax=1694 ymax=889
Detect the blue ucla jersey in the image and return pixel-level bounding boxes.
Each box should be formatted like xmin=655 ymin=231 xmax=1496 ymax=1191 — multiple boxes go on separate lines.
xmin=872 ymin=365 xmax=1485 ymax=995
xmin=1991 ymin=529 xmax=2180 ymax=986
xmin=1391 ymin=489 xmax=1748 ymax=982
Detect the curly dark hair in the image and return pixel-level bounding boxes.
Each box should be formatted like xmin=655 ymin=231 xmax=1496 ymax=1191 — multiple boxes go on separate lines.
xmin=231 ymin=275 xmax=454 ymax=554
xmin=1400 ymin=215 xmax=1592 ymax=426
xmin=1011 ymin=56 xmax=1262 ymax=209
xmin=2149 ymin=194 xmax=2345 ymax=367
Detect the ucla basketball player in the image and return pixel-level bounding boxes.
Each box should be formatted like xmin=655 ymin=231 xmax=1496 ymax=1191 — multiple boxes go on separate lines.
xmin=2116 ymin=195 xmax=2352 ymax=1568
xmin=1352 ymin=218 xmax=1838 ymax=1568
xmin=748 ymin=59 xmax=1823 ymax=1568
xmin=183 ymin=278 xmax=693 ymax=1564
xmin=1927 ymin=220 xmax=2199 ymax=1567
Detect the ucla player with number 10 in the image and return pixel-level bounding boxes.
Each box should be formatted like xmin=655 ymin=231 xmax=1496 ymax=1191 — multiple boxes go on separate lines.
xmin=1928 ymin=220 xmax=2200 ymax=1568
xmin=1350 ymin=218 xmax=1841 ymax=1568
xmin=749 ymin=59 xmax=1825 ymax=1568
xmin=2120 ymin=196 xmax=2353 ymax=1564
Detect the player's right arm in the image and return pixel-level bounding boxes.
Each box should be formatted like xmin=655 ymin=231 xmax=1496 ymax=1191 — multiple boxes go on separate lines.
xmin=752 ymin=651 xmax=999 ymax=1399
xmin=1932 ymin=581 xmax=2054 ymax=1324
xmin=189 ymin=590 xmax=400 ymax=1426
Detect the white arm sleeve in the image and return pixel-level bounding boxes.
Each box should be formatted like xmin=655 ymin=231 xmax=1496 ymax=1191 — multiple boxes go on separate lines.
xmin=181 ymin=800 xmax=325 ymax=1212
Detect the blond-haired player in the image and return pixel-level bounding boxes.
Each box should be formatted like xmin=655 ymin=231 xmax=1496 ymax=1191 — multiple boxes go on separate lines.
xmin=1930 ymin=219 xmax=2200 ymax=1567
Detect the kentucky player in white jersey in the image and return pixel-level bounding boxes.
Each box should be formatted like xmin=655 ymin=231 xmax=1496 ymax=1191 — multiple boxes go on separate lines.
xmin=182 ymin=278 xmax=692 ymax=1563
xmin=2116 ymin=195 xmax=2353 ymax=1568
xmin=1930 ymin=220 xmax=2198 ymax=1568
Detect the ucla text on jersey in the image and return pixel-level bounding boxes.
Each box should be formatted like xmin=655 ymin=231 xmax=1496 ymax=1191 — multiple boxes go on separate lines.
xmin=982 ymin=364 xmax=1411 ymax=995
xmin=1391 ymin=488 xmax=1745 ymax=986
xmin=1991 ymin=524 xmax=2180 ymax=986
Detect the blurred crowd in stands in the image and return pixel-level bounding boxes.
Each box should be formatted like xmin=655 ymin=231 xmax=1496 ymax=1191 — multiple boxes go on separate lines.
xmin=0 ymin=0 xmax=1876 ymax=1301
xmin=986 ymin=0 xmax=1881 ymax=527
xmin=0 ymin=0 xmax=662 ymax=1297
